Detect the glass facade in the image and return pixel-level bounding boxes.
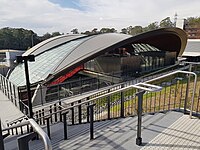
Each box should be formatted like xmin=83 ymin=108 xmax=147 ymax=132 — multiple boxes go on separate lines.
xmin=9 ymin=37 xmax=90 ymax=86
xmin=84 ymin=43 xmax=176 ymax=79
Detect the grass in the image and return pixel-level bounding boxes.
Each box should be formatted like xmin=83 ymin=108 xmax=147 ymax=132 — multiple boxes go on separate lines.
xmin=96 ymin=75 xmax=200 ymax=119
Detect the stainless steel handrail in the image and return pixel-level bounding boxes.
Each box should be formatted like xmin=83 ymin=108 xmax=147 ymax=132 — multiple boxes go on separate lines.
xmin=29 ymin=119 xmax=52 ymax=150
xmin=3 ymin=119 xmax=52 ymax=150
xmin=145 ymin=70 xmax=197 ymax=118
xmin=36 ymin=70 xmax=197 ymax=120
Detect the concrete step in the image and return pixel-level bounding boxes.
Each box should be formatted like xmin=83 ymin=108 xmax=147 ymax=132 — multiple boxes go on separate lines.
xmin=4 ymin=111 xmax=184 ymax=150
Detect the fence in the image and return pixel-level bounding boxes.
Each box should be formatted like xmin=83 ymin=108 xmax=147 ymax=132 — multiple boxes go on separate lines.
xmin=0 ymin=74 xmax=29 ymax=115
xmin=2 ymin=67 xmax=200 ymax=149
xmin=33 ymin=69 xmax=200 ymax=128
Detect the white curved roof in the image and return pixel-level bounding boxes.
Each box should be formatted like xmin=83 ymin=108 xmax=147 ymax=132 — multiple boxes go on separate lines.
xmin=182 ymin=39 xmax=200 ymax=57
xmin=9 ymin=28 xmax=187 ymax=86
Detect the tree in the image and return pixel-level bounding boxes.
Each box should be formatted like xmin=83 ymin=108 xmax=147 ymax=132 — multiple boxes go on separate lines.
xmin=146 ymin=22 xmax=159 ymax=31
xmin=52 ymin=32 xmax=62 ymax=37
xmin=121 ymin=28 xmax=128 ymax=34
xmin=81 ymin=31 xmax=92 ymax=35
xmin=128 ymin=26 xmax=143 ymax=35
xmin=42 ymin=32 xmax=51 ymax=40
xmin=91 ymin=28 xmax=98 ymax=34
xmin=0 ymin=27 xmax=39 ymax=50
xmin=71 ymin=28 xmax=79 ymax=34
xmin=186 ymin=17 xmax=200 ymax=27
xmin=100 ymin=28 xmax=117 ymax=33
xmin=160 ymin=17 xmax=173 ymax=28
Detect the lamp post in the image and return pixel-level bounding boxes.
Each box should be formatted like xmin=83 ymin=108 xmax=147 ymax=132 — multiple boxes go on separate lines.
xmin=16 ymin=55 xmax=35 ymax=118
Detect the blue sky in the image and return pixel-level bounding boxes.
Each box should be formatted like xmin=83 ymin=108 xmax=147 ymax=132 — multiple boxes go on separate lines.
xmin=0 ymin=0 xmax=200 ymax=35
xmin=49 ymin=0 xmax=84 ymax=10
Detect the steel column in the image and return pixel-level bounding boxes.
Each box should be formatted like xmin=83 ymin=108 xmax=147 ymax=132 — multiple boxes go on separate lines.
xmin=136 ymin=91 xmax=145 ymax=146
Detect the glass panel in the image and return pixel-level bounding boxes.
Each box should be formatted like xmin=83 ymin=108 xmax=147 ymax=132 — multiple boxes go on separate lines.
xmin=9 ymin=37 xmax=91 ymax=86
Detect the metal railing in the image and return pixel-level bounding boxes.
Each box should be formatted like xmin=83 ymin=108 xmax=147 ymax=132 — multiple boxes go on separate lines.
xmin=2 ymin=68 xmax=200 ymax=148
xmin=32 ymin=68 xmax=200 ymax=129
xmin=1 ymin=118 xmax=52 ymax=150
xmin=0 ymin=74 xmax=20 ymax=107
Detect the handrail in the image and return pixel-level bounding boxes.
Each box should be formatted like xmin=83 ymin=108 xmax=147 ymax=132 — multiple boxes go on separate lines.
xmin=37 ymin=65 xmax=190 ymax=112
xmin=144 ymin=70 xmax=197 ymax=118
xmin=35 ymin=82 xmax=162 ymax=120
xmin=3 ymin=119 xmax=52 ymax=150
xmin=29 ymin=119 xmax=52 ymax=150
xmin=35 ymin=70 xmax=197 ymax=120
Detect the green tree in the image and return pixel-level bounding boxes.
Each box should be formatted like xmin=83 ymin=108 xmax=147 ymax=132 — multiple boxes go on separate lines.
xmin=160 ymin=17 xmax=173 ymax=28
xmin=100 ymin=28 xmax=117 ymax=33
xmin=0 ymin=27 xmax=39 ymax=50
xmin=186 ymin=17 xmax=200 ymax=27
xmin=128 ymin=26 xmax=143 ymax=35
xmin=121 ymin=28 xmax=127 ymax=34
xmin=71 ymin=28 xmax=79 ymax=34
xmin=52 ymin=32 xmax=62 ymax=37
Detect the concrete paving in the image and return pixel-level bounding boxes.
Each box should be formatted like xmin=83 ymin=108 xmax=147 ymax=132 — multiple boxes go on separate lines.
xmin=141 ymin=115 xmax=200 ymax=150
xmin=0 ymin=90 xmax=24 ymax=128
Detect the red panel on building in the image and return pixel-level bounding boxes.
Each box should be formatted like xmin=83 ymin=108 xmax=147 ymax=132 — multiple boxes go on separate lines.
xmin=49 ymin=65 xmax=83 ymax=86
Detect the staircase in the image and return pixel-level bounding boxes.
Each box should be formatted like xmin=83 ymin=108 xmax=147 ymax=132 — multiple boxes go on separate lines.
xmin=3 ymin=111 xmax=184 ymax=150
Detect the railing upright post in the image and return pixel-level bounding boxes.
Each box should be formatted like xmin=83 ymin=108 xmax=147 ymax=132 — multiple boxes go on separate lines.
xmin=136 ymin=91 xmax=145 ymax=146
xmin=63 ymin=112 xmax=68 ymax=140
xmin=86 ymin=98 xmax=90 ymax=123
xmin=59 ymin=101 xmax=62 ymax=122
xmin=46 ymin=117 xmax=51 ymax=139
xmin=9 ymin=82 xmax=13 ymax=102
xmin=0 ymin=119 xmax=5 ymax=150
xmin=54 ymin=104 xmax=57 ymax=122
xmin=107 ymin=89 xmax=111 ymax=119
xmin=87 ymin=104 xmax=90 ymax=123
xmin=184 ymin=64 xmax=192 ymax=114
xmin=71 ymin=103 xmax=74 ymax=125
xmin=13 ymin=84 xmax=17 ymax=105
xmin=88 ymin=104 xmax=96 ymax=140
xmin=78 ymin=100 xmax=82 ymax=124
xmin=120 ymin=84 xmax=125 ymax=118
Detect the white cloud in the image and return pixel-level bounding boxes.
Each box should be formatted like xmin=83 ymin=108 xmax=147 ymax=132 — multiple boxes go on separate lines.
xmin=0 ymin=0 xmax=200 ymax=35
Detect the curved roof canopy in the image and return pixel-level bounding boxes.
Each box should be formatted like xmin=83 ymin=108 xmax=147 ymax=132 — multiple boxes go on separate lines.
xmin=182 ymin=39 xmax=200 ymax=57
xmin=9 ymin=28 xmax=187 ymax=86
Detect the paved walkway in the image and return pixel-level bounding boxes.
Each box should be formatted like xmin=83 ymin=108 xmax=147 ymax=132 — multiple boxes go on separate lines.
xmin=141 ymin=115 xmax=200 ymax=150
xmin=0 ymin=90 xmax=24 ymax=128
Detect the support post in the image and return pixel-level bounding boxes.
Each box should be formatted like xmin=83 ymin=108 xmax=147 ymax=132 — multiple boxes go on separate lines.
xmin=88 ymin=104 xmax=96 ymax=140
xmin=24 ymin=60 xmax=33 ymax=118
xmin=46 ymin=117 xmax=51 ymax=139
xmin=136 ymin=91 xmax=145 ymax=146
xmin=184 ymin=64 xmax=192 ymax=114
xmin=107 ymin=89 xmax=110 ymax=119
xmin=120 ymin=84 xmax=125 ymax=118
xmin=16 ymin=55 xmax=35 ymax=118
xmin=63 ymin=112 xmax=68 ymax=140
xmin=78 ymin=100 xmax=82 ymax=124
xmin=71 ymin=103 xmax=74 ymax=125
